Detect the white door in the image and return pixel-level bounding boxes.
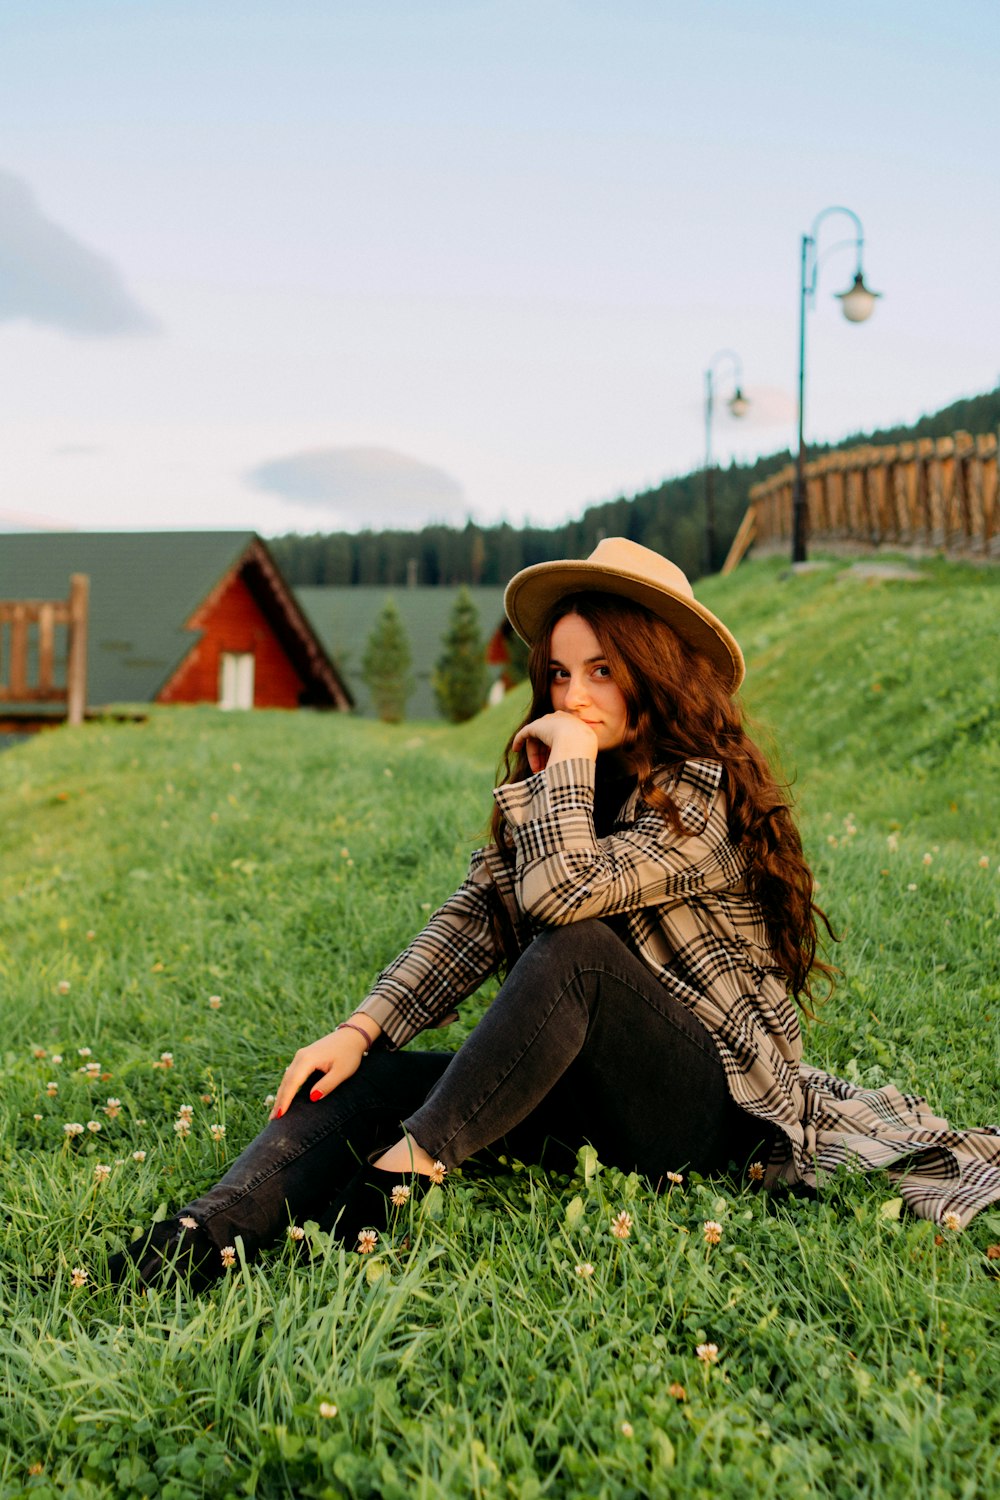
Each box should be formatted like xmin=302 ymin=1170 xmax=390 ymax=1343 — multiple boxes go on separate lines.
xmin=219 ymin=652 xmax=255 ymax=710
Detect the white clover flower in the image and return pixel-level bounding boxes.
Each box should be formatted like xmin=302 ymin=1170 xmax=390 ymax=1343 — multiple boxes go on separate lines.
xmin=46 ymin=1082 xmax=59 ymax=1097
xmin=748 ymin=1161 xmax=765 ymax=1183
xmin=287 ymin=1225 xmax=306 ymax=1241
xmin=86 ymin=1120 xmax=102 ymax=1134
xmin=93 ymin=1163 xmax=111 ymax=1182
xmin=70 ymin=1266 xmax=88 ymax=1289
xmin=318 ymin=1401 xmax=338 ymax=1418
xmin=209 ymin=1123 xmax=226 ymax=1142
xmin=51 ymin=1054 xmax=63 ymax=1065
xmin=77 ymin=1047 xmax=92 ymax=1058
xmin=63 ymin=1122 xmax=84 ymax=1137
xmin=160 ymin=1052 xmax=174 ymax=1067
xmin=104 ymin=1098 xmax=122 ymax=1119
xmin=428 ymin=1161 xmax=447 ymax=1186
xmin=177 ymin=1104 xmax=194 ymax=1119
xmin=390 ymin=1185 xmax=411 ymax=1209
xmin=208 ymin=996 xmax=222 ymax=1010
xmin=703 ymin=1220 xmax=723 ymax=1246
xmin=696 ymin=1342 xmax=719 ymax=1364
xmin=575 ymin=1263 xmax=595 ymax=1277
xmin=611 ymin=1211 xmax=632 ymax=1240
xmin=943 ymin=1211 xmax=962 ymax=1233
xmin=620 ymin=1421 xmax=634 ymax=1438
xmin=666 ymin=1171 xmax=684 ymax=1186
xmin=132 ymin=1150 xmax=147 ymax=1163
xmin=220 ymin=1245 xmax=236 ymax=1269
xmin=357 ymin=1229 xmax=378 ymax=1254
xmin=57 ymin=981 xmax=71 ymax=995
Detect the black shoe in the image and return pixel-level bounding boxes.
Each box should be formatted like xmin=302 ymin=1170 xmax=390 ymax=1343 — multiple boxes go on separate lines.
xmin=105 ymin=1216 xmax=221 ymax=1293
xmin=325 ymin=1164 xmax=426 ymax=1250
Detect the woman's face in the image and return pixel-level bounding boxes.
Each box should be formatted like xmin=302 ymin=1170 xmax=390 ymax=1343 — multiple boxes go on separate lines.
xmin=547 ymin=612 xmax=629 ymax=753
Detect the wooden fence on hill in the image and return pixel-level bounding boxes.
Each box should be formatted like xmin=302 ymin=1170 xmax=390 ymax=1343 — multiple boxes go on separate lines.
xmin=722 ymin=431 xmax=999 ymax=572
xmin=0 ymin=574 xmax=89 ymax=726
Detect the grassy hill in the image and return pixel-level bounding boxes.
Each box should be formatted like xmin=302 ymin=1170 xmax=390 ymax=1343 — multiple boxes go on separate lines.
xmin=1 ymin=554 xmax=997 ymax=1497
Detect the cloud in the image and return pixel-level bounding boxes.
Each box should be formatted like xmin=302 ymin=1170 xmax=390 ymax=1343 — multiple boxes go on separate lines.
xmin=0 ymin=169 xmax=160 ymax=336
xmin=245 ymin=446 xmax=468 ymax=529
xmin=0 ymin=509 xmax=77 ymax=532
xmin=738 ymin=387 xmax=796 ymax=428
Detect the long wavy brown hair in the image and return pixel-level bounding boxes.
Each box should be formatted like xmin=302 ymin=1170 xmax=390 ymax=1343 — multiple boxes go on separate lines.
xmin=488 ymin=592 xmax=836 ymax=1010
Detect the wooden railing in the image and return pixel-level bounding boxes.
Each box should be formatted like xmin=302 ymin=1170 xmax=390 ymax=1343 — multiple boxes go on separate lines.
xmin=722 ymin=431 xmax=999 ymax=572
xmin=0 ymin=574 xmax=89 ymax=725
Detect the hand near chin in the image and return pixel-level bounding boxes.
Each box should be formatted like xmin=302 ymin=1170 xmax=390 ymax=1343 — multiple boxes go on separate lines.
xmin=512 ymin=712 xmax=598 ymax=771
xmin=522 ymin=735 xmax=550 ymax=774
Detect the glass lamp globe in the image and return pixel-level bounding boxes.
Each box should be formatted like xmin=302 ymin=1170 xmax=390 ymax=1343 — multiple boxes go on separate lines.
xmin=836 ymin=272 xmax=881 ymax=324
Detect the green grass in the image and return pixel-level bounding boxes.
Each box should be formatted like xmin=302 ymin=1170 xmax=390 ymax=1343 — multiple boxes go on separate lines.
xmin=1 ymin=554 xmax=998 ymax=1499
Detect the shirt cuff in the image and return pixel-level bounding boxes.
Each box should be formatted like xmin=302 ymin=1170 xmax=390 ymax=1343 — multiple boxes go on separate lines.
xmin=354 ymin=990 xmax=408 ymax=1050
xmin=492 ymin=756 xmax=596 ymax=825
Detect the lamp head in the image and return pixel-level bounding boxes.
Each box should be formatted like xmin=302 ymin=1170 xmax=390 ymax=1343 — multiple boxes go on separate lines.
xmin=836 ymin=271 xmax=881 ymax=323
xmin=727 ymin=387 xmax=749 ymax=419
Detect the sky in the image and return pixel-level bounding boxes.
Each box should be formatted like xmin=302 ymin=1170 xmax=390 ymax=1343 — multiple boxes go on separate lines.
xmin=1 ymin=0 xmax=998 ymax=537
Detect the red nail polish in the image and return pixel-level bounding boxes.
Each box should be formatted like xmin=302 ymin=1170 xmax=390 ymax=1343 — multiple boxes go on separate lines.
xmin=309 ymin=1089 xmax=323 ymax=1102
xmin=275 ymin=1107 xmax=283 ymax=1119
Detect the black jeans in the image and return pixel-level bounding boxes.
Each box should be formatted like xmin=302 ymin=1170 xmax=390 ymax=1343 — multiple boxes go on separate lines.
xmin=182 ymin=921 xmax=772 ymax=1257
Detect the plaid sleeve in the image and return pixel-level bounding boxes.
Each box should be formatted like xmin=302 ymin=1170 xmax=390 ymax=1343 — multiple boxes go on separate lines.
xmin=493 ymin=756 xmax=736 ymax=925
xmin=354 ymin=849 xmax=499 ymax=1049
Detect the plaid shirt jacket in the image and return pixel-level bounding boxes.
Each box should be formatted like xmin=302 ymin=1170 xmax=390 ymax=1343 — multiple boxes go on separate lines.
xmin=358 ymin=757 xmax=1000 ymax=1228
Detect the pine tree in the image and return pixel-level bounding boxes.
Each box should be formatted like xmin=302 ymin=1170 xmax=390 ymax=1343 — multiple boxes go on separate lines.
xmin=361 ymin=598 xmax=413 ymax=722
xmin=433 ymin=587 xmax=488 ymax=723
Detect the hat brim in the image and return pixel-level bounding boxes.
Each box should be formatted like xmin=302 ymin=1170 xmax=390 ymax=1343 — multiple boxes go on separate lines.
xmin=504 ymin=561 xmax=745 ymax=693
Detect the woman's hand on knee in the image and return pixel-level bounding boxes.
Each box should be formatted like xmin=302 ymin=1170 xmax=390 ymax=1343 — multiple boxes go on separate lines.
xmin=270 ymin=1028 xmax=368 ymax=1120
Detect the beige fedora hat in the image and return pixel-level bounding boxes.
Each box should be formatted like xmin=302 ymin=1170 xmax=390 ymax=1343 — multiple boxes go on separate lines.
xmin=504 ymin=537 xmax=745 ymax=693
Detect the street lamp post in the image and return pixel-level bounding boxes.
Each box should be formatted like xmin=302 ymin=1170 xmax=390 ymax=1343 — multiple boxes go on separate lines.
xmin=704 ymin=350 xmax=749 ymax=575
xmin=793 ymin=205 xmax=881 ymax=563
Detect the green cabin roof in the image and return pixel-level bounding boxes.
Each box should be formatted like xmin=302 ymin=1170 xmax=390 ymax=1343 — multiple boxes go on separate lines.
xmin=0 ymin=531 xmax=260 ymax=708
xmin=296 ymin=586 xmax=506 ymax=719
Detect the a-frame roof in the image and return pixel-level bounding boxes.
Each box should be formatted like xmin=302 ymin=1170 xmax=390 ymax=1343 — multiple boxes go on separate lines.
xmin=296 ymin=585 xmax=505 ymax=718
xmin=0 ymin=531 xmax=351 ymax=709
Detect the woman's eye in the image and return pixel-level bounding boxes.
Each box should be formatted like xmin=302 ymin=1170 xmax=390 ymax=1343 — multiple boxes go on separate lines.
xmin=594 ymin=665 xmax=611 ymax=678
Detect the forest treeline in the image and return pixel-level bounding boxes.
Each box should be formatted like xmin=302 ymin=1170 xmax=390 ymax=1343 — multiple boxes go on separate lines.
xmin=268 ymin=388 xmax=1000 ymax=588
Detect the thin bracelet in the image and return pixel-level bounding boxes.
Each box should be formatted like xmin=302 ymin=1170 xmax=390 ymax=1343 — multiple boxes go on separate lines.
xmin=336 ymin=1019 xmax=374 ymax=1056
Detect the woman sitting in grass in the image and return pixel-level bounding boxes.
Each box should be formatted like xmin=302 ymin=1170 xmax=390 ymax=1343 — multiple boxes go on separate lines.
xmin=108 ymin=539 xmax=1000 ymax=1290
